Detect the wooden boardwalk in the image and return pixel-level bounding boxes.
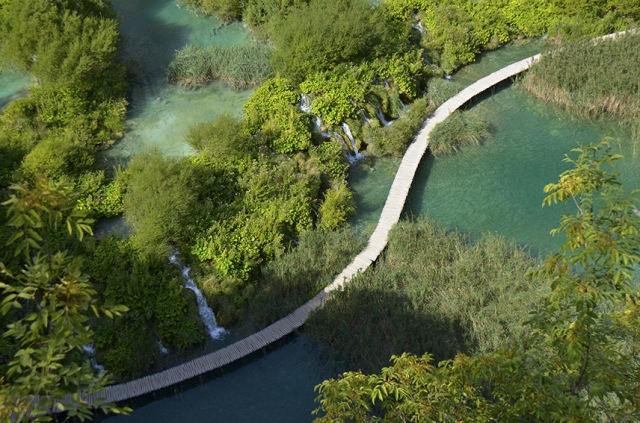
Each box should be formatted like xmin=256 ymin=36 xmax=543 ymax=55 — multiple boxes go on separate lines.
xmin=90 ymin=54 xmax=542 ymax=404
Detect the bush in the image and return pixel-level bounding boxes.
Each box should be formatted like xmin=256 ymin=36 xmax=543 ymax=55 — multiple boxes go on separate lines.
xmin=270 ymin=0 xmax=393 ymax=83
xmin=318 ymin=182 xmax=356 ymax=230
xmin=243 ymin=77 xmax=312 ymax=154
xmin=124 ymin=151 xmax=197 ymax=257
xmin=87 ymin=237 xmax=205 ymax=379
xmin=367 ymin=97 xmax=434 ymax=157
xmin=185 ymin=114 xmax=251 ymax=157
xmin=428 ymin=110 xmax=490 ymax=156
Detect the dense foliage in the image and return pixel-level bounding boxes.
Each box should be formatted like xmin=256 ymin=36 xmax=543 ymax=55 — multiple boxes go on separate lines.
xmin=85 ymin=237 xmax=205 ymax=379
xmin=386 ymin=0 xmax=638 ymax=73
xmin=308 ymin=218 xmax=545 ymax=373
xmin=122 ymin=112 xmax=356 ymax=327
xmin=0 ymin=0 xmax=128 ymax=186
xmin=524 ymin=31 xmax=640 ymax=136
xmin=0 ymin=179 xmax=130 ymax=421
xmin=313 ymin=141 xmax=640 ymax=422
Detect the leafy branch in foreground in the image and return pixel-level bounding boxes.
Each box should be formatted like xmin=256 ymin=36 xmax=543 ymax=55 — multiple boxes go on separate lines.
xmin=0 ymin=178 xmax=130 ymax=422
xmin=312 ymin=139 xmax=640 ymax=422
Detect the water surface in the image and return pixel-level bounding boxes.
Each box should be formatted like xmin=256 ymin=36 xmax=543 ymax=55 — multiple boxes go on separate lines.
xmin=0 ymin=70 xmax=32 ymax=110
xmin=101 ymin=0 xmax=254 ymax=167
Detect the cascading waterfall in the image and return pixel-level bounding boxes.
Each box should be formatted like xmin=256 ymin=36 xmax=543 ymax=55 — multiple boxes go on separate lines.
xmin=375 ymin=107 xmax=393 ymax=126
xmin=82 ymin=343 xmax=106 ymax=373
xmin=299 ymin=93 xmax=312 ymax=113
xmin=300 ymin=93 xmax=323 ymax=132
xmin=169 ymin=253 xmax=227 ymax=340
xmin=341 ymin=122 xmax=364 ymax=162
xmin=157 ymin=340 xmax=169 ymax=355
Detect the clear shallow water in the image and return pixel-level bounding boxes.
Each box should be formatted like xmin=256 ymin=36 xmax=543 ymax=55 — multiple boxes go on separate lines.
xmin=0 ymin=70 xmax=32 ymax=110
xmin=100 ymin=0 xmax=254 ymax=167
xmin=405 ymin=82 xmax=639 ymax=255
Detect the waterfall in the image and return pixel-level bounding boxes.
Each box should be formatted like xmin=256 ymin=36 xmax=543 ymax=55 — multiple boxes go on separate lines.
xmin=313 ymin=115 xmax=322 ymax=132
xmin=158 ymin=340 xmax=169 ymax=355
xmin=412 ymin=21 xmax=424 ymax=36
xmin=82 ymin=343 xmax=106 ymax=373
xmin=169 ymin=253 xmax=227 ymax=341
xmin=332 ymin=128 xmax=363 ymax=164
xmin=299 ymin=93 xmax=312 ymax=113
xmin=375 ymin=107 xmax=394 ymax=127
xmin=341 ymin=123 xmax=364 ymax=162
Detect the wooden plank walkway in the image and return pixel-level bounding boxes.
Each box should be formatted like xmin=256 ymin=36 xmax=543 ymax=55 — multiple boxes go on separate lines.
xmin=91 ymin=53 xmax=541 ymax=404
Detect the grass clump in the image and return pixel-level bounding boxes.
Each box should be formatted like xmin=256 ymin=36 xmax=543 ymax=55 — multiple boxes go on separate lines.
xmin=307 ymin=217 xmax=546 ymax=373
xmin=524 ymin=32 xmax=640 ymax=127
xmin=167 ymin=43 xmax=274 ymax=90
xmin=429 ymin=110 xmax=490 ymax=156
xmin=250 ymin=228 xmax=365 ymax=328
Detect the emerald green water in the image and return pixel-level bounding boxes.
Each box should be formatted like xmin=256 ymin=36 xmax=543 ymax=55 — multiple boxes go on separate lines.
xmin=102 ymin=32 xmax=640 ymax=423
xmin=100 ymin=0 xmax=254 ymax=167
xmin=0 ymin=70 xmax=32 ymax=110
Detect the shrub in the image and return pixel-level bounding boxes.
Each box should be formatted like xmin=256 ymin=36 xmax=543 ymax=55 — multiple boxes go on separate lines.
xmin=124 ymin=151 xmax=197 ymax=257
xmin=318 ymin=181 xmax=356 ymax=230
xmin=270 ymin=0 xmax=392 ymax=83
xmin=428 ymin=110 xmax=490 ymax=156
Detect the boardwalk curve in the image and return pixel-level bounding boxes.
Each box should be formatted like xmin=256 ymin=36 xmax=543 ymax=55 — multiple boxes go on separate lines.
xmin=91 ymin=53 xmax=543 ymax=404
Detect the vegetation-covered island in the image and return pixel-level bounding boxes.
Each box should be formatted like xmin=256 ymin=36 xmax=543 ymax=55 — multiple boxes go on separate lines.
xmin=0 ymin=0 xmax=638 ymax=421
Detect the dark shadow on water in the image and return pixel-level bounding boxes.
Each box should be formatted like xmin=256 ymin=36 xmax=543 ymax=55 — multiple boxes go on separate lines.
xmin=307 ymin=285 xmax=471 ymax=374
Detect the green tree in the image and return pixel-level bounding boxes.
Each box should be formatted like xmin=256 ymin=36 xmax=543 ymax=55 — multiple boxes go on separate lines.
xmin=0 ymin=178 xmax=129 ymax=421
xmin=270 ymin=0 xmax=392 ymax=83
xmin=312 ymin=140 xmax=640 ymax=422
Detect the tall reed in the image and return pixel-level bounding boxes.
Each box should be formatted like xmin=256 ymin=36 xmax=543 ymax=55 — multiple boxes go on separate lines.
xmin=167 ymin=43 xmax=274 ymax=90
xmin=524 ymin=32 xmax=640 ymax=127
xmin=307 ymin=217 xmax=546 ymax=373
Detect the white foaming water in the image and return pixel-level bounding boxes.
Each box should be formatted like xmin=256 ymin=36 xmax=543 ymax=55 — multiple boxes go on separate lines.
xmin=83 ymin=343 xmax=106 ymax=373
xmin=341 ymin=122 xmax=365 ymax=163
xmin=299 ymin=93 xmax=312 ymax=113
xmin=168 ymin=253 xmax=227 ymax=340
xmin=375 ymin=107 xmax=394 ymax=126
xmin=158 ymin=340 xmax=169 ymax=354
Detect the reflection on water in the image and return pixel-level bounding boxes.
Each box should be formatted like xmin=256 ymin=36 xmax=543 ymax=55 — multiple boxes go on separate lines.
xmin=101 ymin=0 xmax=255 ymax=168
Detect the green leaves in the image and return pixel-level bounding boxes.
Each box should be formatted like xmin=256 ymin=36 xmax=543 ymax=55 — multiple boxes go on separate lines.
xmin=312 ymin=140 xmax=640 ymax=422
xmin=0 ymin=177 xmax=129 ymax=421
xmin=2 ymin=178 xmax=94 ymax=258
